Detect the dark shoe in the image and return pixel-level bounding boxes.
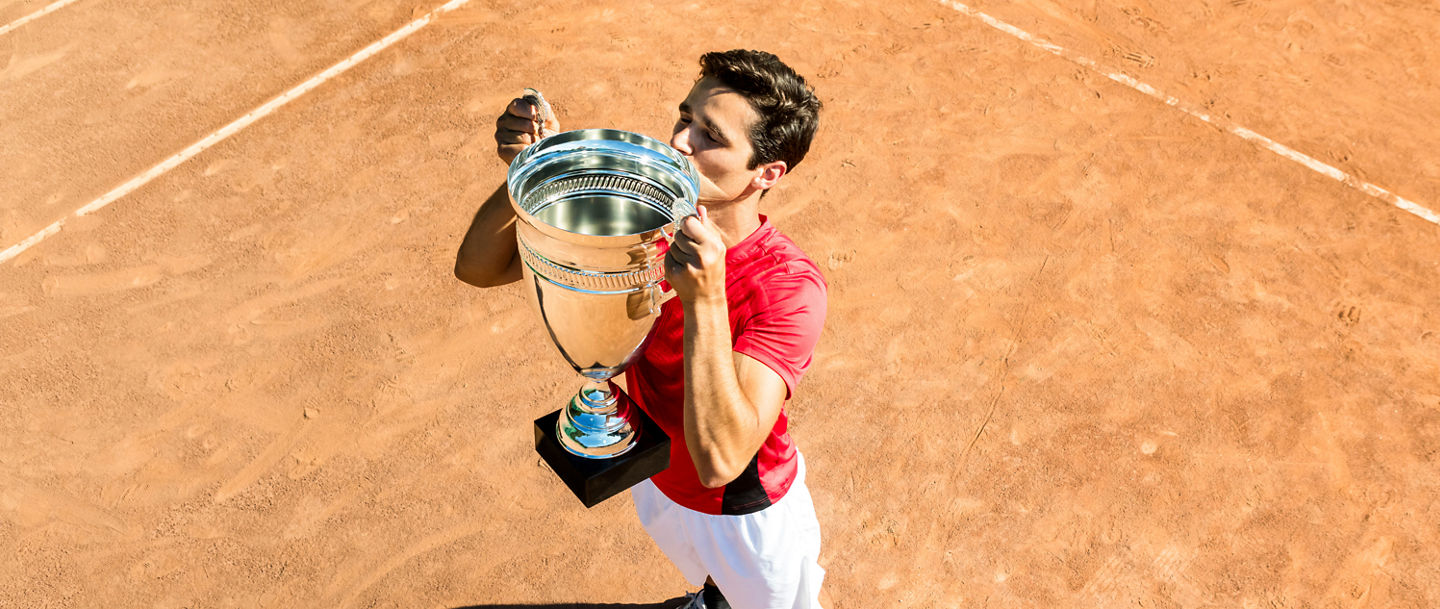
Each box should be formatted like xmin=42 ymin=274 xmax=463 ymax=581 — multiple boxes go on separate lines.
xmin=675 ymin=590 xmax=705 ymax=609
xmin=675 ymin=582 xmax=731 ymax=609
xmin=702 ymin=582 xmax=731 ymax=609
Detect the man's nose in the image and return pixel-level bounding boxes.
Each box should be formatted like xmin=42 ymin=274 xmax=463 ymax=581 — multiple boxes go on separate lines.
xmin=670 ymin=128 xmax=692 ymax=156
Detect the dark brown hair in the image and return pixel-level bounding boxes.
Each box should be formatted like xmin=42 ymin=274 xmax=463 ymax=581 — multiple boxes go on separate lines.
xmin=699 ymin=50 xmax=822 ymax=171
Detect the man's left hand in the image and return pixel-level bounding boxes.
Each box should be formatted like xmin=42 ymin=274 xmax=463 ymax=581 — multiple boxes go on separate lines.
xmin=664 ymin=206 xmax=727 ymax=304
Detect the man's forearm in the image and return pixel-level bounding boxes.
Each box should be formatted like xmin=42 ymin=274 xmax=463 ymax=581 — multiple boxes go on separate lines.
xmin=683 ymin=297 xmax=759 ymax=488
xmin=454 ymin=183 xmax=521 ymax=287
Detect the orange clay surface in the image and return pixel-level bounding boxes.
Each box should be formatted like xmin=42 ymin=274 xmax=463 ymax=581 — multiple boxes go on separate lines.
xmin=2 ymin=0 xmax=1438 ymax=607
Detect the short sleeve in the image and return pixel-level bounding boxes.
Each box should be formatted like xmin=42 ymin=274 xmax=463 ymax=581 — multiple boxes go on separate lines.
xmin=732 ymin=271 xmax=828 ymax=398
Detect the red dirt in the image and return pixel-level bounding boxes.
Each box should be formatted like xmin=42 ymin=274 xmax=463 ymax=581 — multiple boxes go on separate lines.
xmin=2 ymin=0 xmax=1437 ymax=607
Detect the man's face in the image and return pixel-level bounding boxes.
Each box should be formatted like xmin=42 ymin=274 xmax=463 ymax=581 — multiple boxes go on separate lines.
xmin=670 ymin=77 xmax=764 ymax=204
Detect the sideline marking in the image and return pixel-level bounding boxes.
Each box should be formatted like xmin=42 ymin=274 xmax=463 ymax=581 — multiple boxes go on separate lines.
xmin=937 ymin=0 xmax=1440 ymax=226
xmin=0 ymin=0 xmax=81 ymax=37
xmin=0 ymin=0 xmax=475 ymax=265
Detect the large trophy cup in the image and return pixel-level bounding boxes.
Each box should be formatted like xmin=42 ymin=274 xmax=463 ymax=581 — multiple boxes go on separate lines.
xmin=507 ymin=128 xmax=699 ymax=507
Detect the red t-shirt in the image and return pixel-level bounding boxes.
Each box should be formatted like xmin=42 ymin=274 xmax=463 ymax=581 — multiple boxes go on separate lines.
xmin=625 ymin=216 xmax=827 ymax=515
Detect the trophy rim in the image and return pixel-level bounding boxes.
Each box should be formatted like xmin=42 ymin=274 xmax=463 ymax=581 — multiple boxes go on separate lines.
xmin=506 ymin=128 xmax=700 ymax=246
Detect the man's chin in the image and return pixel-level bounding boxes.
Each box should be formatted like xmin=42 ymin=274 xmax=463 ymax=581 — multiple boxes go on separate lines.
xmin=696 ymin=192 xmax=741 ymax=207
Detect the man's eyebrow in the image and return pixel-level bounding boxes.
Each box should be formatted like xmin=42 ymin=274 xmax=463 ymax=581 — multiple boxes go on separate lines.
xmin=677 ymin=100 xmax=733 ymax=145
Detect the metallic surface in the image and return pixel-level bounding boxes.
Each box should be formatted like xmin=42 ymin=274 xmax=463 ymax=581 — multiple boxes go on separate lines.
xmin=556 ymin=380 xmax=637 ymax=457
xmin=507 ymin=128 xmax=699 ymax=459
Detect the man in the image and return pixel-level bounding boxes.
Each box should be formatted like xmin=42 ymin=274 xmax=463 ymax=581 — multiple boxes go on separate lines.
xmin=455 ymin=49 xmax=827 ymax=609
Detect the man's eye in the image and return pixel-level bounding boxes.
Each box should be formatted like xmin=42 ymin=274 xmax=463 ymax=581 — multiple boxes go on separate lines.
xmin=702 ymin=131 xmax=718 ymax=143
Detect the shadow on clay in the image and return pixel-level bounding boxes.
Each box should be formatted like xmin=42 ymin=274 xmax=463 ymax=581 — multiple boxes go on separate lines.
xmin=450 ymin=600 xmax=686 ymax=609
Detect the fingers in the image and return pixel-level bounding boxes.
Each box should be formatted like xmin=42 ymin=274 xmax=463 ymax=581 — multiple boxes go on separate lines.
xmin=662 ymin=209 xmax=726 ymax=302
xmin=496 ymin=99 xmax=540 ymax=140
xmin=536 ymin=115 xmax=559 ymax=139
xmin=523 ymin=90 xmax=559 ymax=138
xmin=666 ymin=213 xmax=721 ymax=267
xmin=509 ymin=97 xmax=539 ymax=120
xmin=679 ymin=210 xmax=721 ymax=244
xmin=504 ymin=98 xmax=560 ymax=138
xmin=663 ymin=236 xmax=703 ymax=287
xmin=495 ymin=97 xmax=564 ymax=164
xmin=666 ymin=229 xmax=699 ymax=263
xmin=663 ymin=245 xmax=686 ymax=275
xmin=495 ymin=98 xmax=542 ymax=163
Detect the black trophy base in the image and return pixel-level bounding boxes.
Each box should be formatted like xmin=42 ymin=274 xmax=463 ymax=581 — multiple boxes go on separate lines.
xmin=534 ymin=407 xmax=670 ymax=508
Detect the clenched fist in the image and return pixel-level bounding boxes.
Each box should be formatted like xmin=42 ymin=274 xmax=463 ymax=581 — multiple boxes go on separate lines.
xmin=494 ymin=97 xmax=559 ymax=165
xmin=664 ymin=206 xmax=728 ymax=305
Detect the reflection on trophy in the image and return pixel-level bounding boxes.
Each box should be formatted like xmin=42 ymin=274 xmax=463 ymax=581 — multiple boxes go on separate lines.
xmin=507 ymin=128 xmax=699 ymax=507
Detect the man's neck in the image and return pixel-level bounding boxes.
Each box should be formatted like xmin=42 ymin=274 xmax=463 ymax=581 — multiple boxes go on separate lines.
xmin=700 ymin=192 xmax=763 ymax=249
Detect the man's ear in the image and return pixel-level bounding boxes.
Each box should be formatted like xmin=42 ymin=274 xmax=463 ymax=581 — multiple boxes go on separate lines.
xmin=751 ymin=160 xmax=788 ymax=191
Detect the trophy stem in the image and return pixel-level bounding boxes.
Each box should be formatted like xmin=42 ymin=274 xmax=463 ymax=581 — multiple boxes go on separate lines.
xmin=557 ymin=379 xmax=639 ymax=459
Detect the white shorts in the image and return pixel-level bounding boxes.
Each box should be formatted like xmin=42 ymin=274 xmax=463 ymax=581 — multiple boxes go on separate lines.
xmin=632 ymin=453 xmax=826 ymax=609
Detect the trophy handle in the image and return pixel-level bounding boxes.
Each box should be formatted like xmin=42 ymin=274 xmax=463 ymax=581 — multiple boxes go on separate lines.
xmin=649 ymin=282 xmax=676 ymax=316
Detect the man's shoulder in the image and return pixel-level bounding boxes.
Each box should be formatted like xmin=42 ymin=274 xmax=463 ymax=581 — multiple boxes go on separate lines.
xmin=726 ymin=228 xmax=826 ymax=321
xmin=751 ymin=225 xmax=826 ymax=285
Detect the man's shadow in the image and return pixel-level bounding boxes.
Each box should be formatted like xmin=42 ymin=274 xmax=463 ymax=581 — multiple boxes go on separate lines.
xmin=450 ymin=599 xmax=685 ymax=609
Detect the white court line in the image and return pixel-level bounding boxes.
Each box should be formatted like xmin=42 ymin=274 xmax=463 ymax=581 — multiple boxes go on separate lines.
xmin=937 ymin=0 xmax=1440 ymax=226
xmin=0 ymin=0 xmax=474 ymax=265
xmin=0 ymin=0 xmax=81 ymax=37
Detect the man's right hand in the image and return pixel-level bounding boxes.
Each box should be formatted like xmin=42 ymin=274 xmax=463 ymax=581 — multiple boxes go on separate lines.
xmin=494 ymin=98 xmax=560 ymax=165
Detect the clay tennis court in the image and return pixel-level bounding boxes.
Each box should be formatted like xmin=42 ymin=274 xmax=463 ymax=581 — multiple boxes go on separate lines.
xmin=2 ymin=0 xmax=1438 ymax=606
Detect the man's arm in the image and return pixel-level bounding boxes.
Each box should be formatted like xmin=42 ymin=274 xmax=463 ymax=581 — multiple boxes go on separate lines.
xmin=454 ymin=98 xmax=558 ymax=287
xmin=665 ymin=210 xmax=790 ymax=488
xmin=454 ymin=183 xmax=523 ymax=287
xmin=683 ymin=298 xmax=790 ymax=488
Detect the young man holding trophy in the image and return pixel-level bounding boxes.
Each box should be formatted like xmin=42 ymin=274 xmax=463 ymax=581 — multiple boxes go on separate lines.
xmin=455 ymin=49 xmax=827 ymax=609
